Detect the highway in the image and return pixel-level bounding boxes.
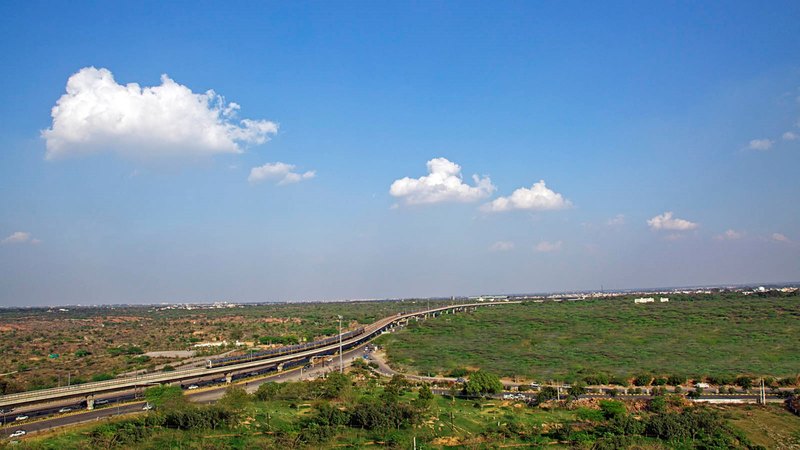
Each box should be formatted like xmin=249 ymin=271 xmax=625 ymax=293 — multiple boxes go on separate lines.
xmin=1 ymin=341 xmax=375 ymax=440
xmin=0 ymin=302 xmax=516 ymax=411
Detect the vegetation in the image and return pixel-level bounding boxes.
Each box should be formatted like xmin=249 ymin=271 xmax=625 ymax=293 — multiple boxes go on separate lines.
xmin=9 ymin=371 xmax=798 ymax=449
xmin=377 ymin=292 xmax=800 ymax=382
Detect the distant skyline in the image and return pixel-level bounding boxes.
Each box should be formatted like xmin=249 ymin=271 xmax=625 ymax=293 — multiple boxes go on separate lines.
xmin=1 ymin=1 xmax=799 ymax=306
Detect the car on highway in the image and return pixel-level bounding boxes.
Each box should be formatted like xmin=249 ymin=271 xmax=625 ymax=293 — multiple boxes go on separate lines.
xmin=14 ymin=415 xmax=28 ymax=421
xmin=8 ymin=430 xmax=26 ymax=438
xmin=187 ymin=385 xmax=199 ymax=390
xmin=95 ymin=399 xmax=109 ymax=405
xmin=58 ymin=407 xmax=72 ymax=413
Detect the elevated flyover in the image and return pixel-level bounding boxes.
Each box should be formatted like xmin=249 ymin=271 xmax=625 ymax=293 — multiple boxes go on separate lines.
xmin=0 ymin=301 xmax=519 ymax=410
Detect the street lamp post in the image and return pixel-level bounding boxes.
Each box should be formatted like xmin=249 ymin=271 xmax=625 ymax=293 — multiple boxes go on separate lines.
xmin=337 ymin=315 xmax=343 ymax=374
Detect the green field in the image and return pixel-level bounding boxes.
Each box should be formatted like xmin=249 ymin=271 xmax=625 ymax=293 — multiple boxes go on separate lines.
xmin=377 ymin=293 xmax=800 ymax=381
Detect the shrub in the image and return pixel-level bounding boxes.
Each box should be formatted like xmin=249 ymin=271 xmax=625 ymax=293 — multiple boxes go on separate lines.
xmin=667 ymin=374 xmax=686 ymax=386
xmin=633 ymin=374 xmax=652 ymax=386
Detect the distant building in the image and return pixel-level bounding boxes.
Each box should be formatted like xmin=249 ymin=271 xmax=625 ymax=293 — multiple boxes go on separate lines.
xmin=660 ymin=297 xmax=669 ymax=302
xmin=634 ymin=297 xmax=655 ymax=304
xmin=193 ymin=341 xmax=228 ymax=348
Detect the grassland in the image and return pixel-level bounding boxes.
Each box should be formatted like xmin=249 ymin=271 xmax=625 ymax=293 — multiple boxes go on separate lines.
xmin=377 ymin=293 xmax=800 ymax=381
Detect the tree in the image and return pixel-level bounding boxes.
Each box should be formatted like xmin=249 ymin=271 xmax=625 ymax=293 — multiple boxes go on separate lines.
xmin=219 ymin=385 xmax=250 ymax=412
xmin=735 ymin=376 xmax=753 ymax=390
xmin=536 ymin=386 xmax=559 ymax=403
xmin=322 ymin=372 xmax=350 ymax=399
xmin=254 ymin=382 xmax=283 ymax=401
xmin=418 ymin=383 xmax=434 ymax=401
xmin=413 ymin=383 xmax=434 ymax=410
xmin=464 ymin=371 xmax=503 ymax=397
xmin=144 ymin=385 xmax=186 ymax=410
xmin=599 ymin=400 xmax=626 ymax=420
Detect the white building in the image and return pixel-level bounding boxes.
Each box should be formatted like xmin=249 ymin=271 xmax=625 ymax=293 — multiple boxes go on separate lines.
xmin=634 ymin=297 xmax=655 ymax=304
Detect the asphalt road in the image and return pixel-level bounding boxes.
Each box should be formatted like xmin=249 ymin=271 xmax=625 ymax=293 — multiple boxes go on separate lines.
xmin=1 ymin=342 xmax=374 ymax=441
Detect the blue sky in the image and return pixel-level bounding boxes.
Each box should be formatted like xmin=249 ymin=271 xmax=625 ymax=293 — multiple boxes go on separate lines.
xmin=1 ymin=1 xmax=799 ymax=305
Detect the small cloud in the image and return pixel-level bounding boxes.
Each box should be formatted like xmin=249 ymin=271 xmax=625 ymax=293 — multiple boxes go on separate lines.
xmin=481 ymin=180 xmax=571 ymax=213
xmin=488 ymin=241 xmax=515 ymax=252
xmin=714 ymin=229 xmax=744 ymax=241
xmin=782 ymin=131 xmax=798 ymax=141
xmin=534 ymin=240 xmax=562 ymax=253
xmin=248 ymin=162 xmax=316 ymax=186
xmin=772 ymin=233 xmax=790 ymax=243
xmin=647 ymin=211 xmax=698 ymax=231
xmin=606 ymin=214 xmax=625 ymax=226
xmin=748 ymin=138 xmax=774 ymax=151
xmin=1 ymin=231 xmax=41 ymax=245
xmin=389 ymin=157 xmax=495 ymax=205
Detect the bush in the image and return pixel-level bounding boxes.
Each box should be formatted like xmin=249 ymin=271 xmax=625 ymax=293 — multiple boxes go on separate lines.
xmin=448 ymin=367 xmax=470 ymax=378
xmin=667 ymin=374 xmax=686 ymax=386
xmin=599 ymin=400 xmax=626 ymax=420
xmin=633 ymin=374 xmax=652 ymax=386
xmin=349 ymin=399 xmax=420 ymax=430
xmin=92 ymin=373 xmax=114 ymax=382
xmin=255 ymin=382 xmax=282 ymax=401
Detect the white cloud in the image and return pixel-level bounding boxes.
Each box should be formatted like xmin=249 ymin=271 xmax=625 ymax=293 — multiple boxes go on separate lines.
xmin=481 ymin=180 xmax=571 ymax=213
xmin=248 ymin=162 xmax=316 ymax=186
xmin=772 ymin=233 xmax=790 ymax=243
xmin=747 ymin=138 xmax=774 ymax=151
xmin=1 ymin=231 xmax=41 ymax=245
xmin=534 ymin=240 xmax=562 ymax=253
xmin=782 ymin=131 xmax=798 ymax=141
xmin=389 ymin=158 xmax=495 ymax=205
xmin=714 ymin=229 xmax=744 ymax=240
xmin=42 ymin=67 xmax=278 ymax=160
xmin=488 ymin=241 xmax=514 ymax=252
xmin=607 ymin=214 xmax=625 ymax=226
xmin=647 ymin=212 xmax=698 ymax=231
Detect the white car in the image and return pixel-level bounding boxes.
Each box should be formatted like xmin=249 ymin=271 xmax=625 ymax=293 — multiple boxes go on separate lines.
xmin=187 ymin=385 xmax=199 ymax=390
xmin=14 ymin=415 xmax=28 ymax=421
xmin=8 ymin=430 xmax=26 ymax=438
xmin=58 ymin=407 xmax=72 ymax=413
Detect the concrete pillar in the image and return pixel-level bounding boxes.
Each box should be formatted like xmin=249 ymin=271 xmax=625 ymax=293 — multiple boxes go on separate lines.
xmin=86 ymin=396 xmax=95 ymax=410
xmin=277 ymin=363 xmax=284 ymax=372
xmin=225 ymin=373 xmax=233 ymax=384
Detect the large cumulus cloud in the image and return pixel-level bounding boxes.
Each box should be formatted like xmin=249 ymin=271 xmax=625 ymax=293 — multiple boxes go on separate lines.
xmin=42 ymin=67 xmax=278 ymax=160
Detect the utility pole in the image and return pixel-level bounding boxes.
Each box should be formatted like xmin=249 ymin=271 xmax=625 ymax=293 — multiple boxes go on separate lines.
xmin=337 ymin=315 xmax=343 ymax=374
